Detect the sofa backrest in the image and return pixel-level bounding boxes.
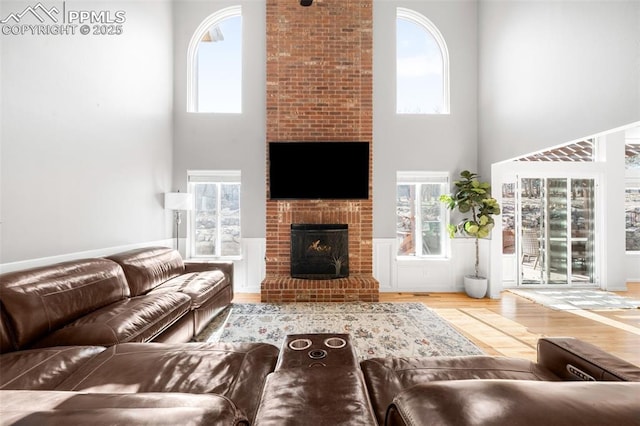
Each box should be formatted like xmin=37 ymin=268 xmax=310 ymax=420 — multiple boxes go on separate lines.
xmin=107 ymin=247 xmax=185 ymax=297
xmin=0 ymin=258 xmax=130 ymax=351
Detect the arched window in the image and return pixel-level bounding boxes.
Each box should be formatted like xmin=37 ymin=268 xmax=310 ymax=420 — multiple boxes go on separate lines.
xmin=187 ymin=6 xmax=242 ymax=113
xmin=396 ymin=8 xmax=449 ymax=114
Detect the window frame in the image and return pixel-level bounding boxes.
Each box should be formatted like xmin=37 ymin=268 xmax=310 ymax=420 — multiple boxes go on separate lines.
xmin=396 ymin=7 xmax=450 ymax=115
xmin=396 ymin=171 xmax=450 ymax=258
xmin=625 ymin=172 xmax=640 ymax=253
xmin=187 ymin=170 xmax=242 ymax=259
xmin=186 ymin=5 xmax=242 ymax=113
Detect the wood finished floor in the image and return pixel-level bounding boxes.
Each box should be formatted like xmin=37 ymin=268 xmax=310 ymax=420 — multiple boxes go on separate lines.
xmin=233 ymin=283 xmax=640 ymax=367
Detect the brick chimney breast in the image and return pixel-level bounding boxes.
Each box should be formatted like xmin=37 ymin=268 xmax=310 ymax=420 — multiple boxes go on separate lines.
xmin=262 ymin=0 xmax=378 ymax=303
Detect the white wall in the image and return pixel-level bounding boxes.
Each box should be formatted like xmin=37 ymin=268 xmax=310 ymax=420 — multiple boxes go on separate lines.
xmin=172 ymin=0 xmax=266 ymax=238
xmin=172 ymin=0 xmax=479 ymax=243
xmin=0 ymin=1 xmax=175 ymax=263
xmin=373 ymin=0 xmax=479 ymax=239
xmin=478 ymin=0 xmax=640 ymax=178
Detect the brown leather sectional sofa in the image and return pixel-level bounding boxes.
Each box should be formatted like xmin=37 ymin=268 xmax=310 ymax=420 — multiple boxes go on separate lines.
xmin=2 ymin=250 xmax=639 ymax=425
xmin=0 ymin=246 xmax=232 ymax=349
xmin=0 ymin=247 xmax=276 ymax=425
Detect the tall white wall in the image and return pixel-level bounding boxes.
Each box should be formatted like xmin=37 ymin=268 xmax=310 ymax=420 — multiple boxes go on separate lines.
xmin=478 ymin=0 xmax=640 ymax=178
xmin=172 ymin=0 xmax=266 ymax=238
xmin=373 ymin=0 xmax=479 ymax=239
xmin=0 ymin=1 xmax=174 ymax=263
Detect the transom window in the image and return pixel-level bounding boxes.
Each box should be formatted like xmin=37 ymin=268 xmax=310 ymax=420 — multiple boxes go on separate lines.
xmin=187 ymin=6 xmax=242 ymax=113
xmin=188 ymin=170 xmax=241 ymax=258
xmin=396 ymin=8 xmax=449 ymax=114
xmin=396 ymin=172 xmax=449 ymax=257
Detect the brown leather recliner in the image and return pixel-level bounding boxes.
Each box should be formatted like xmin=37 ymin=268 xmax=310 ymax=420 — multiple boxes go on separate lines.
xmin=0 ymin=340 xmax=280 ymax=425
xmin=361 ymin=337 xmax=640 ymax=426
xmin=385 ymin=380 xmax=640 ymax=426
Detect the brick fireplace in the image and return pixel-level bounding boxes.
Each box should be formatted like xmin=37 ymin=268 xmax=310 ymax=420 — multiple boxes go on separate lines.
xmin=261 ymin=0 xmax=379 ymax=302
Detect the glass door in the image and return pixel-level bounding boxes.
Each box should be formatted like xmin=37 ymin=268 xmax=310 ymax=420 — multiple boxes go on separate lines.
xmin=569 ymin=179 xmax=596 ymax=283
xmin=518 ymin=177 xmax=596 ymax=286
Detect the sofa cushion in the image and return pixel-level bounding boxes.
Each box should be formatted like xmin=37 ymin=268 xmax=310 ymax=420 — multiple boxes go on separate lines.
xmin=0 ymin=390 xmax=250 ymax=426
xmin=57 ymin=342 xmax=280 ymax=423
xmin=0 ymin=346 xmax=105 ymax=390
xmin=385 ymin=380 xmax=640 ymax=426
xmin=107 ymin=247 xmax=185 ymax=296
xmin=0 ymin=258 xmax=130 ymax=350
xmin=32 ymin=293 xmax=191 ymax=347
xmin=361 ymin=355 xmax=561 ymax=425
xmin=148 ymin=270 xmax=227 ymax=309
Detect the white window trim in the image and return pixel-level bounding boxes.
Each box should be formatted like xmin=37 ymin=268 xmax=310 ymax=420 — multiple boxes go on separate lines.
xmin=396 ymin=7 xmax=450 ymax=115
xmin=187 ymin=170 xmax=242 ymax=259
xmin=188 ymin=169 xmax=242 ymax=183
xmin=186 ymin=5 xmax=242 ymax=113
xmin=396 ymin=171 xmax=450 ymax=259
xmin=626 ymin=170 xmax=640 ymax=254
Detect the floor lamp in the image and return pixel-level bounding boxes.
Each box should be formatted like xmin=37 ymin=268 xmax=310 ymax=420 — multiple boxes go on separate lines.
xmin=164 ymin=192 xmax=194 ymax=252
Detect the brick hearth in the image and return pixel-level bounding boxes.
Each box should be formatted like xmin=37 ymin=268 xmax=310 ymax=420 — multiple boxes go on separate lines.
xmin=261 ymin=0 xmax=379 ymax=302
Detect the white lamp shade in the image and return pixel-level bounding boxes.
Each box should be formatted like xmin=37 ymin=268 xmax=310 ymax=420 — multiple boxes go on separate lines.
xmin=164 ymin=192 xmax=194 ymax=211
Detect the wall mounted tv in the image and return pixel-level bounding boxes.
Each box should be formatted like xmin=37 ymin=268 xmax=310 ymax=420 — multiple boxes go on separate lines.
xmin=268 ymin=141 xmax=370 ymax=200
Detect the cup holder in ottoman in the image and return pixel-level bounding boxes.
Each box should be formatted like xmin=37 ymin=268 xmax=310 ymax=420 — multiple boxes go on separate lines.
xmin=276 ymin=333 xmax=358 ymax=370
xmin=288 ymin=339 xmax=313 ymax=351
xmin=324 ymin=337 xmax=347 ymax=349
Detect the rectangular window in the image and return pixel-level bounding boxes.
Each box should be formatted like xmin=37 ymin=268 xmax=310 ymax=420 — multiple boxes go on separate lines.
xmin=396 ymin=171 xmax=448 ymax=257
xmin=188 ymin=170 xmax=241 ymax=258
xmin=625 ymin=142 xmax=640 ymax=252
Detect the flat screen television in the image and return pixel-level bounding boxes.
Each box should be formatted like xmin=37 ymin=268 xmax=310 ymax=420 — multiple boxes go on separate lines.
xmin=269 ymin=141 xmax=369 ymax=200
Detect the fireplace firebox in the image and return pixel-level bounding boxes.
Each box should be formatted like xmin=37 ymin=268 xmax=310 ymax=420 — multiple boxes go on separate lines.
xmin=291 ymin=224 xmax=348 ymax=279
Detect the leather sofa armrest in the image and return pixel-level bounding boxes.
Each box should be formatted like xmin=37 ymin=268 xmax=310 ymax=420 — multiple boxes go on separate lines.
xmin=537 ymin=337 xmax=640 ymax=381
xmin=185 ymin=261 xmax=234 ymax=284
xmin=385 ymin=380 xmax=640 ymax=426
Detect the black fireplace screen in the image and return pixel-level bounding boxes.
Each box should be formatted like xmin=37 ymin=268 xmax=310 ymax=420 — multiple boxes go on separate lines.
xmin=290 ymin=224 xmax=349 ymax=279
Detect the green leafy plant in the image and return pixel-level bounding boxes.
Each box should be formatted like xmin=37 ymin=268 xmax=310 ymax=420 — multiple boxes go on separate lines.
xmin=439 ymin=170 xmax=501 ymax=278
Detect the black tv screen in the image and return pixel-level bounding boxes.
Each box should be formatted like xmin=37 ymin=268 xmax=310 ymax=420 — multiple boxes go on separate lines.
xmin=269 ymin=141 xmax=370 ymax=200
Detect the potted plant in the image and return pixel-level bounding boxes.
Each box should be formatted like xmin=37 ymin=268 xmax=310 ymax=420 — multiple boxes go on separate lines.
xmin=440 ymin=170 xmax=501 ymax=298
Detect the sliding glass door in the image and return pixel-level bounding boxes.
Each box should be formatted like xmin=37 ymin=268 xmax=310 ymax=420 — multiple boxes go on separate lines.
xmin=518 ymin=177 xmax=596 ymax=286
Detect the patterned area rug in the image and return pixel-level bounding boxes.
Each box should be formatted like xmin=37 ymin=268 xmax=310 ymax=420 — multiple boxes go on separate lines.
xmin=194 ymin=302 xmax=483 ymax=360
xmin=508 ymin=289 xmax=640 ymax=310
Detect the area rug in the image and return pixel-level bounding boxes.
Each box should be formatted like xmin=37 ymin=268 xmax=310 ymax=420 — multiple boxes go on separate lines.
xmin=194 ymin=302 xmax=484 ymax=360
xmin=508 ymin=288 xmax=640 ymax=310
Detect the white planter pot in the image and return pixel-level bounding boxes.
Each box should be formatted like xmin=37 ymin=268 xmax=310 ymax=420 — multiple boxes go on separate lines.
xmin=464 ymin=275 xmax=488 ymax=298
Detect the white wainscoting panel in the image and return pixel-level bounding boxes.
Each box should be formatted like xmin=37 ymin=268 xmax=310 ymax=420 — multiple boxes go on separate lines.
xmin=373 ymin=238 xmax=488 ymax=293
xmin=232 ymin=238 xmax=264 ymax=293
xmin=396 ymin=258 xmax=455 ymax=292
xmin=373 ymin=239 xmax=396 ymax=290
xmin=502 ymin=254 xmax=517 ymax=289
